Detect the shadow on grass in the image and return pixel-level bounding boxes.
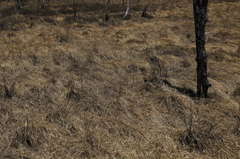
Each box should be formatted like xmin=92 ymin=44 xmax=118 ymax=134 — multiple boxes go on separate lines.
xmin=163 ymin=79 xmax=196 ymax=97
xmin=142 ymin=13 xmax=154 ymax=19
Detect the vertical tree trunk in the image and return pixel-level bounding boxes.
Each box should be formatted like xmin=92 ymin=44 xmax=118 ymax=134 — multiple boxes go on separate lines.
xmin=193 ymin=0 xmax=211 ymax=98
xmin=18 ymin=0 xmax=22 ymax=9
xmin=123 ymin=0 xmax=130 ymax=19
xmin=11 ymin=0 xmax=19 ymax=14
xmin=73 ymin=0 xmax=78 ymax=22
xmin=42 ymin=0 xmax=45 ymax=9
xmin=105 ymin=0 xmax=110 ymax=21
xmin=141 ymin=4 xmax=148 ymax=17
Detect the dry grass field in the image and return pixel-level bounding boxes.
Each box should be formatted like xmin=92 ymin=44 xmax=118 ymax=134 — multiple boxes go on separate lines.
xmin=0 ymin=0 xmax=240 ymax=158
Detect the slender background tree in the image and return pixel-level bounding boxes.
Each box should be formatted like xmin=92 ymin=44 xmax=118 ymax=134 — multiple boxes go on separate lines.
xmin=42 ymin=0 xmax=45 ymax=9
xmin=105 ymin=0 xmax=110 ymax=21
xmin=73 ymin=0 xmax=78 ymax=22
xmin=123 ymin=0 xmax=130 ymax=19
xmin=18 ymin=0 xmax=22 ymax=9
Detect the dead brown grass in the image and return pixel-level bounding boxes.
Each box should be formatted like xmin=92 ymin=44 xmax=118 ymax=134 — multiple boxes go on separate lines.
xmin=1 ymin=0 xmax=240 ymax=158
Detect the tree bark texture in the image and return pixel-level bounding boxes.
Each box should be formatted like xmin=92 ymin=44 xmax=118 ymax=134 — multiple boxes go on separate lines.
xmin=193 ymin=0 xmax=211 ymax=98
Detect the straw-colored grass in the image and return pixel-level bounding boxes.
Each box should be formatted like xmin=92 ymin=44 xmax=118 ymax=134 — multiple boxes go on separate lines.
xmin=1 ymin=0 xmax=240 ymax=158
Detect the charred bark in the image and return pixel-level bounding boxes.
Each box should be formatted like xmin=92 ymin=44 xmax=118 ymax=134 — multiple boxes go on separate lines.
xmin=193 ymin=0 xmax=211 ymax=98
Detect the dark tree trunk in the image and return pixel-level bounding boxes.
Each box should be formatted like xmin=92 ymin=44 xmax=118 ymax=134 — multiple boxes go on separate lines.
xmin=141 ymin=4 xmax=148 ymax=17
xmin=18 ymin=0 xmax=22 ymax=9
xmin=193 ymin=0 xmax=211 ymax=98
xmin=73 ymin=0 xmax=78 ymax=22
xmin=42 ymin=0 xmax=45 ymax=9
xmin=105 ymin=0 xmax=110 ymax=21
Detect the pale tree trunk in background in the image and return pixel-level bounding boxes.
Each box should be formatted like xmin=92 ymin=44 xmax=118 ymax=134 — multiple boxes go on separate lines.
xmin=123 ymin=0 xmax=130 ymax=19
xmin=193 ymin=0 xmax=211 ymax=98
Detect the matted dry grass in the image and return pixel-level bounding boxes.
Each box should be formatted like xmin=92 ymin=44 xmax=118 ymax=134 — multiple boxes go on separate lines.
xmin=0 ymin=0 xmax=240 ymax=158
